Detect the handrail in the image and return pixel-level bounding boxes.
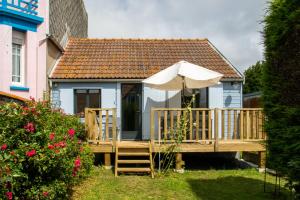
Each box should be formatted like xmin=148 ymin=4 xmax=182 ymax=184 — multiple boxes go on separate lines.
xmin=150 ymin=108 xmax=266 ymax=144
xmin=0 ymin=0 xmax=39 ymax=16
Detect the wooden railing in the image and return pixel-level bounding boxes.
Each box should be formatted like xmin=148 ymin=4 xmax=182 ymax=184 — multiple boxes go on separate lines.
xmin=0 ymin=0 xmax=39 ymax=16
xmin=85 ymin=108 xmax=117 ymax=145
xmin=150 ymin=108 xmax=266 ymax=143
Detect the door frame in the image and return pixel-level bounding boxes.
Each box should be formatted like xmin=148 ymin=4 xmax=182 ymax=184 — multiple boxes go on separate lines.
xmin=120 ymin=83 xmax=143 ymax=140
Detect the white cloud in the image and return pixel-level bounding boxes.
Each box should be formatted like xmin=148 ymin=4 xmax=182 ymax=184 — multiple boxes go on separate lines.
xmin=84 ymin=0 xmax=268 ymax=72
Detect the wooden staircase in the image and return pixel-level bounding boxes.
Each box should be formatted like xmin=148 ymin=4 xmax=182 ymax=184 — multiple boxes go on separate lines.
xmin=115 ymin=141 xmax=154 ymax=178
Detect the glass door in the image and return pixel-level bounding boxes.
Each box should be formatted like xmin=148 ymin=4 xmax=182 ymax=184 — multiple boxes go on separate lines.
xmin=121 ymin=83 xmax=142 ymax=140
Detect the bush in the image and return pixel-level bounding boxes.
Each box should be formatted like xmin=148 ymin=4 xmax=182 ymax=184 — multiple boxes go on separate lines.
xmin=243 ymin=61 xmax=264 ymax=94
xmin=0 ymin=99 xmax=94 ymax=199
xmin=263 ymin=0 xmax=300 ymax=197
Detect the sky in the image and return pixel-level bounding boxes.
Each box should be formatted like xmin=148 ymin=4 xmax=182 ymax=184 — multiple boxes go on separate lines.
xmin=84 ymin=0 xmax=268 ymax=73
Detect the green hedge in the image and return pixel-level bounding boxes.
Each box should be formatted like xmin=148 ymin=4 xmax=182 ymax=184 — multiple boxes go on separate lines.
xmin=263 ymin=0 xmax=300 ymax=197
xmin=0 ymin=99 xmax=94 ymax=199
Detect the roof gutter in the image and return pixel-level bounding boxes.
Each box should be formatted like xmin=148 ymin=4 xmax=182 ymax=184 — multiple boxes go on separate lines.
xmin=49 ymin=77 xmax=242 ymax=83
xmin=49 ymin=78 xmax=145 ymax=83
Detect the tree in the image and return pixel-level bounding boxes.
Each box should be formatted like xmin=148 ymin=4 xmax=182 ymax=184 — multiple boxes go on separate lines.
xmin=243 ymin=61 xmax=264 ymax=94
xmin=263 ymin=0 xmax=300 ymax=197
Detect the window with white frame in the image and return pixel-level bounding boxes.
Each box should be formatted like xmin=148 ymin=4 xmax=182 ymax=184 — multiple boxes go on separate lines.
xmin=12 ymin=30 xmax=25 ymax=85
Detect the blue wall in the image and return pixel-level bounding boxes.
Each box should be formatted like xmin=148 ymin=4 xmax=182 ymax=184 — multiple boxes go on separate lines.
xmin=223 ymin=82 xmax=242 ymax=108
xmin=222 ymin=81 xmax=243 ymax=138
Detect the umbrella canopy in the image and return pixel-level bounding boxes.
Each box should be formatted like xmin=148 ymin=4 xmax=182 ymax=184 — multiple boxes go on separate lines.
xmin=142 ymin=60 xmax=223 ymax=90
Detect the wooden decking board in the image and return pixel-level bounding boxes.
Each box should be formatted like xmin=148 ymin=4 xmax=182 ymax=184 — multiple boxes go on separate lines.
xmin=117 ymin=167 xmax=151 ymax=172
xmin=118 ymin=152 xmax=150 ymax=156
xmin=118 ymin=160 xmax=151 ymax=164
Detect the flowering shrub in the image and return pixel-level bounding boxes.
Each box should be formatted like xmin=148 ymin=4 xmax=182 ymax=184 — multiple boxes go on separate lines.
xmin=0 ymin=99 xmax=94 ymax=199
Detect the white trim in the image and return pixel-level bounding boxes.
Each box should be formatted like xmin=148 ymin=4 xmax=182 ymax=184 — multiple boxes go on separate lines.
xmin=207 ymin=40 xmax=243 ymax=79
xmin=12 ymin=30 xmax=26 ymax=86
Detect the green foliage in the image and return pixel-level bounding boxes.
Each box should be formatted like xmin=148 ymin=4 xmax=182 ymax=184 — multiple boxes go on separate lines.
xmin=0 ymin=100 xmax=94 ymax=199
xmin=243 ymin=61 xmax=264 ymax=94
xmin=262 ymin=0 xmax=300 ymax=198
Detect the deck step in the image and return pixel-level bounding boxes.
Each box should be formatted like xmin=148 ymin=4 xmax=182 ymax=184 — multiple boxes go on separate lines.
xmin=118 ymin=160 xmax=151 ymax=164
xmin=115 ymin=142 xmax=154 ymax=178
xmin=118 ymin=152 xmax=150 ymax=156
xmin=117 ymin=167 xmax=151 ymax=172
xmin=118 ymin=145 xmax=149 ymax=149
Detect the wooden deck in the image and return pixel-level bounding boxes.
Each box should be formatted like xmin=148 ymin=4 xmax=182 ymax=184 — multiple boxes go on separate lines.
xmin=85 ymin=107 xmax=266 ymax=154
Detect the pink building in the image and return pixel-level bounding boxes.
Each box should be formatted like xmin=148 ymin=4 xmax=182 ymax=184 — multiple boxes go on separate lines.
xmin=0 ymin=0 xmax=87 ymax=100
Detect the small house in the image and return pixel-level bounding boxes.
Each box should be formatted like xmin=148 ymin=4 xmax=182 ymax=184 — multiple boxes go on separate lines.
xmin=49 ymin=38 xmax=244 ymax=140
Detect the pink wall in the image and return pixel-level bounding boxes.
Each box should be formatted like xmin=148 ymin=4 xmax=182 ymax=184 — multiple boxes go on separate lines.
xmin=0 ymin=0 xmax=48 ymax=100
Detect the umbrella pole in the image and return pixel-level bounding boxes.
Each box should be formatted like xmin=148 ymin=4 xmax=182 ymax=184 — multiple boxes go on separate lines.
xmin=181 ymin=76 xmax=185 ymax=107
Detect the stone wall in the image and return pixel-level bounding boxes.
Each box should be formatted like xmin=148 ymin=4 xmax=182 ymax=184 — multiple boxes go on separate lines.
xmin=49 ymin=0 xmax=88 ymax=48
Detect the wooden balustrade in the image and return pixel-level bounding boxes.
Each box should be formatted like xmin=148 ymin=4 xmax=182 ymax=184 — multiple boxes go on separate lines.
xmin=85 ymin=108 xmax=117 ymax=145
xmin=150 ymin=108 xmax=265 ymax=143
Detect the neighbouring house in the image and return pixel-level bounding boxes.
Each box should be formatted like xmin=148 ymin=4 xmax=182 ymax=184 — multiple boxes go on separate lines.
xmin=0 ymin=0 xmax=87 ymax=100
xmin=49 ymin=38 xmax=244 ymax=140
xmin=0 ymin=91 xmax=26 ymax=105
xmin=243 ymin=92 xmax=262 ymax=108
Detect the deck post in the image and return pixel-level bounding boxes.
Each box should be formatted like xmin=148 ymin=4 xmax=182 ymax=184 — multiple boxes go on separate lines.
xmin=175 ymin=153 xmax=185 ymax=173
xmin=258 ymin=151 xmax=266 ymax=170
xmin=150 ymin=108 xmax=155 ymax=145
xmin=104 ymin=153 xmax=112 ymax=169
xmin=84 ymin=108 xmax=89 ymax=138
xmin=112 ymin=108 xmax=117 ymax=147
xmin=214 ymin=108 xmax=219 ymax=152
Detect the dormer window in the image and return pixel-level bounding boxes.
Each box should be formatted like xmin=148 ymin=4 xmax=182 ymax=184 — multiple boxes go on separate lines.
xmin=12 ymin=30 xmax=25 ymax=86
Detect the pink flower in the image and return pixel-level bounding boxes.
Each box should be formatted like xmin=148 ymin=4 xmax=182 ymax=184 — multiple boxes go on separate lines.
xmin=49 ymin=132 xmax=55 ymax=140
xmin=24 ymin=122 xmax=35 ymax=133
xmin=54 ymin=141 xmax=66 ymax=148
xmin=26 ymin=149 xmax=36 ymax=157
xmin=6 ymin=192 xmax=13 ymax=200
xmin=1 ymin=144 xmax=7 ymax=151
xmin=48 ymin=144 xmax=54 ymax=150
xmin=23 ymin=106 xmax=29 ymax=112
xmin=43 ymin=191 xmax=49 ymax=197
xmin=73 ymin=157 xmax=81 ymax=176
xmin=68 ymin=128 xmax=75 ymax=137
xmin=75 ymin=157 xmax=81 ymax=168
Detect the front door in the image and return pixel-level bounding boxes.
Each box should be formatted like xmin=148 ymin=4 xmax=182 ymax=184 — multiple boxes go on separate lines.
xmin=121 ymin=83 xmax=142 ymax=140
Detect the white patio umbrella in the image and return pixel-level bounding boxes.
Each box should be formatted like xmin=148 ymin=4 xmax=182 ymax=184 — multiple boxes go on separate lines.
xmin=143 ymin=60 xmax=224 ymax=101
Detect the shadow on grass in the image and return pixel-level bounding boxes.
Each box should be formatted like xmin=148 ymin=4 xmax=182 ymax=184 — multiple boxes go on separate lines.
xmin=187 ymin=176 xmax=290 ymax=200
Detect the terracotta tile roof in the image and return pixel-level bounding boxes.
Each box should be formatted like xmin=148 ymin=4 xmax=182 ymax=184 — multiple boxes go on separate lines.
xmin=50 ymin=38 xmax=242 ymax=79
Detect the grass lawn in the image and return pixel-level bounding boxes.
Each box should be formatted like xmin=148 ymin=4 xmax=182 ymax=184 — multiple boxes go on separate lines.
xmin=71 ymin=167 xmax=289 ymax=200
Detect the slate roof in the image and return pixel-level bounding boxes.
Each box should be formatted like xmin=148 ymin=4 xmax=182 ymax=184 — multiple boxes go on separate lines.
xmin=50 ymin=38 xmax=242 ymax=80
